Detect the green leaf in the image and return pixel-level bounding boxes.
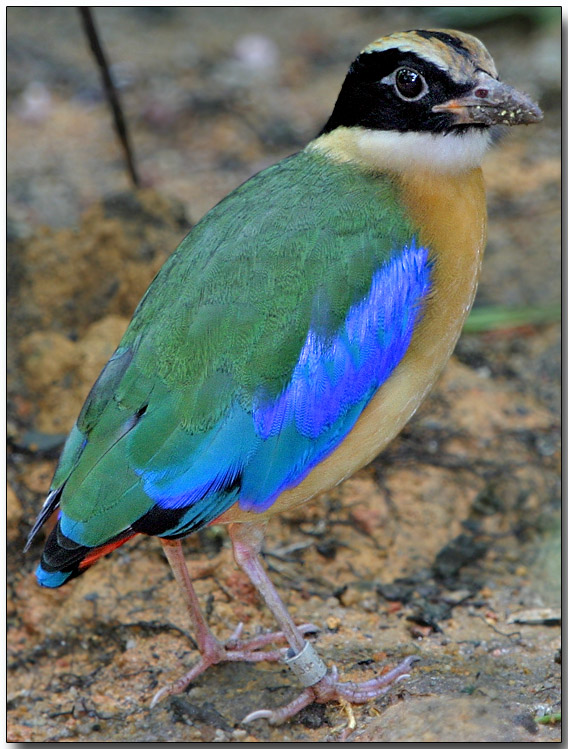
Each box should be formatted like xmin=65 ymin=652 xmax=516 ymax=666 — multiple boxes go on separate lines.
xmin=464 ymin=304 xmax=560 ymax=334
xmin=535 ymin=712 xmax=561 ymax=725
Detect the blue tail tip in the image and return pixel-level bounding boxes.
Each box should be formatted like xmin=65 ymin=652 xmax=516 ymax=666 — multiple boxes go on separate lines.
xmin=35 ymin=564 xmax=72 ymax=588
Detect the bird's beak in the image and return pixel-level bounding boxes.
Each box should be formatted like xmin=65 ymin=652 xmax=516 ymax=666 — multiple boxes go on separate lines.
xmin=432 ymin=72 xmax=543 ymax=126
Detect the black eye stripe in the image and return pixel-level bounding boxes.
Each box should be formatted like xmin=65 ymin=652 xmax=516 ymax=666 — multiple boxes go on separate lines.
xmin=320 ymin=47 xmax=483 ymax=135
xmin=353 ymin=49 xmax=464 ymax=88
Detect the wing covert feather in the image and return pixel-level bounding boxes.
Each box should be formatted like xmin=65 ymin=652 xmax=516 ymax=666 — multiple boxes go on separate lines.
xmin=40 ymin=151 xmax=430 ymax=555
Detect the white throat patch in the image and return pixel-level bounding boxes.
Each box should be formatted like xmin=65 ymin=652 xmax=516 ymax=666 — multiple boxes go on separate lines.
xmin=310 ymin=127 xmax=492 ymax=174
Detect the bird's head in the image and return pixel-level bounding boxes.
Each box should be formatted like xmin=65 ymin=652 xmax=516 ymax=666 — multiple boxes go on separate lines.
xmin=314 ymin=29 xmax=543 ymax=174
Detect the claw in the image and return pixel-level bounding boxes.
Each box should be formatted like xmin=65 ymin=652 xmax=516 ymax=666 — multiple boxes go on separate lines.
xmin=225 ymin=621 xmax=245 ymax=646
xmin=149 ymin=622 xmax=321 ymax=710
xmin=242 ymin=709 xmax=276 ymax=724
xmin=150 ymin=685 xmax=170 ymax=710
xmin=240 ymin=653 xmax=419 ymax=725
xmin=242 ymin=689 xmax=314 ymax=725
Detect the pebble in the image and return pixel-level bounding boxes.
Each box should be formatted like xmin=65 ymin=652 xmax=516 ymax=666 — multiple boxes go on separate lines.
xmin=340 ymin=587 xmax=362 ymax=607
xmin=361 ymin=596 xmax=378 ymax=612
xmin=326 ymin=616 xmax=341 ymax=632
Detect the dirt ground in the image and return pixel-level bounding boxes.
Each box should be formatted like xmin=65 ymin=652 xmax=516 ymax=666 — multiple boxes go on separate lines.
xmin=7 ymin=7 xmax=560 ymax=743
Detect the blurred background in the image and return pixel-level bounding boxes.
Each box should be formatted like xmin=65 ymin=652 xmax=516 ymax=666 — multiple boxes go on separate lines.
xmin=7 ymin=7 xmax=560 ymax=743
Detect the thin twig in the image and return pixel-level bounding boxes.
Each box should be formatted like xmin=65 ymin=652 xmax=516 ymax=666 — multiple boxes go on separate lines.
xmin=78 ymin=7 xmax=140 ymax=188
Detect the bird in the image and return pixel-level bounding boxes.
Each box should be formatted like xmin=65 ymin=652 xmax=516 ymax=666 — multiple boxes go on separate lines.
xmin=25 ymin=29 xmax=542 ymax=724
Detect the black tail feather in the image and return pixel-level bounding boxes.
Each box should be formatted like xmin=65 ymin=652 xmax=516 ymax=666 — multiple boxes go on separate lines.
xmin=38 ymin=518 xmax=135 ymax=587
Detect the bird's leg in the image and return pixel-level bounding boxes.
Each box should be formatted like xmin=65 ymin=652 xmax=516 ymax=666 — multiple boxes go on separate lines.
xmin=229 ymin=522 xmax=307 ymax=652
xmin=229 ymin=522 xmax=418 ymax=725
xmin=159 ymin=538 xmax=223 ymax=659
xmin=150 ymin=537 xmax=318 ymax=707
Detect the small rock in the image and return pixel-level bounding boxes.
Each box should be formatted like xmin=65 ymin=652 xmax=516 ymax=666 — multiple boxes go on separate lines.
xmin=361 ymin=596 xmax=378 ymax=612
xmin=386 ymin=601 xmax=403 ymax=614
xmin=340 ymin=587 xmax=363 ymax=608
xmin=326 ymin=616 xmax=341 ymax=632
xmin=409 ymin=624 xmax=433 ymax=639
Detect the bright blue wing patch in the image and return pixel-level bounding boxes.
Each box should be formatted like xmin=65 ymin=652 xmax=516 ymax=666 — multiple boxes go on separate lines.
xmin=242 ymin=239 xmax=432 ymax=509
xmin=253 ymin=240 xmax=431 ymax=440
xmin=136 ymin=241 xmax=431 ymax=527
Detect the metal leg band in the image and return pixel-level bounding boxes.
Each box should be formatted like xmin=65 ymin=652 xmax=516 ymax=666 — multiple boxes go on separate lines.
xmin=282 ymin=641 xmax=327 ymax=687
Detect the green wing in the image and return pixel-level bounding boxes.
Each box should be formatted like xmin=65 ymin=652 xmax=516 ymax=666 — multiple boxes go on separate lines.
xmin=32 ymin=150 xmax=426 ymax=587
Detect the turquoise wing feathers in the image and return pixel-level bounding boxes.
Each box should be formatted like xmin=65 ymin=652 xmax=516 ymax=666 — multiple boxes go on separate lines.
xmin=31 ymin=150 xmax=432 ymax=586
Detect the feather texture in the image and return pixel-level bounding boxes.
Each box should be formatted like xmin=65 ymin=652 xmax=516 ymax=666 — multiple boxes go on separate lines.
xmin=32 ymin=149 xmax=432 ymax=586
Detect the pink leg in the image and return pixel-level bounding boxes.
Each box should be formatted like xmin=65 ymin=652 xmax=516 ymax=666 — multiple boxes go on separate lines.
xmin=229 ymin=522 xmax=418 ymax=725
xmin=150 ymin=538 xmax=318 ymax=708
xmin=230 ymin=522 xmax=307 ymax=653
xmin=159 ymin=538 xmax=220 ymax=658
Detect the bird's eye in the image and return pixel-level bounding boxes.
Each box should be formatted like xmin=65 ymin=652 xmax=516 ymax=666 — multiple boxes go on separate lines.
xmin=394 ymin=68 xmax=427 ymax=101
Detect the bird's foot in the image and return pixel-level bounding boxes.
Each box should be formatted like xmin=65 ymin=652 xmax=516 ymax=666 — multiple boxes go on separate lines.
xmin=150 ymin=622 xmax=319 ymax=708
xmin=242 ymin=654 xmax=419 ymax=725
